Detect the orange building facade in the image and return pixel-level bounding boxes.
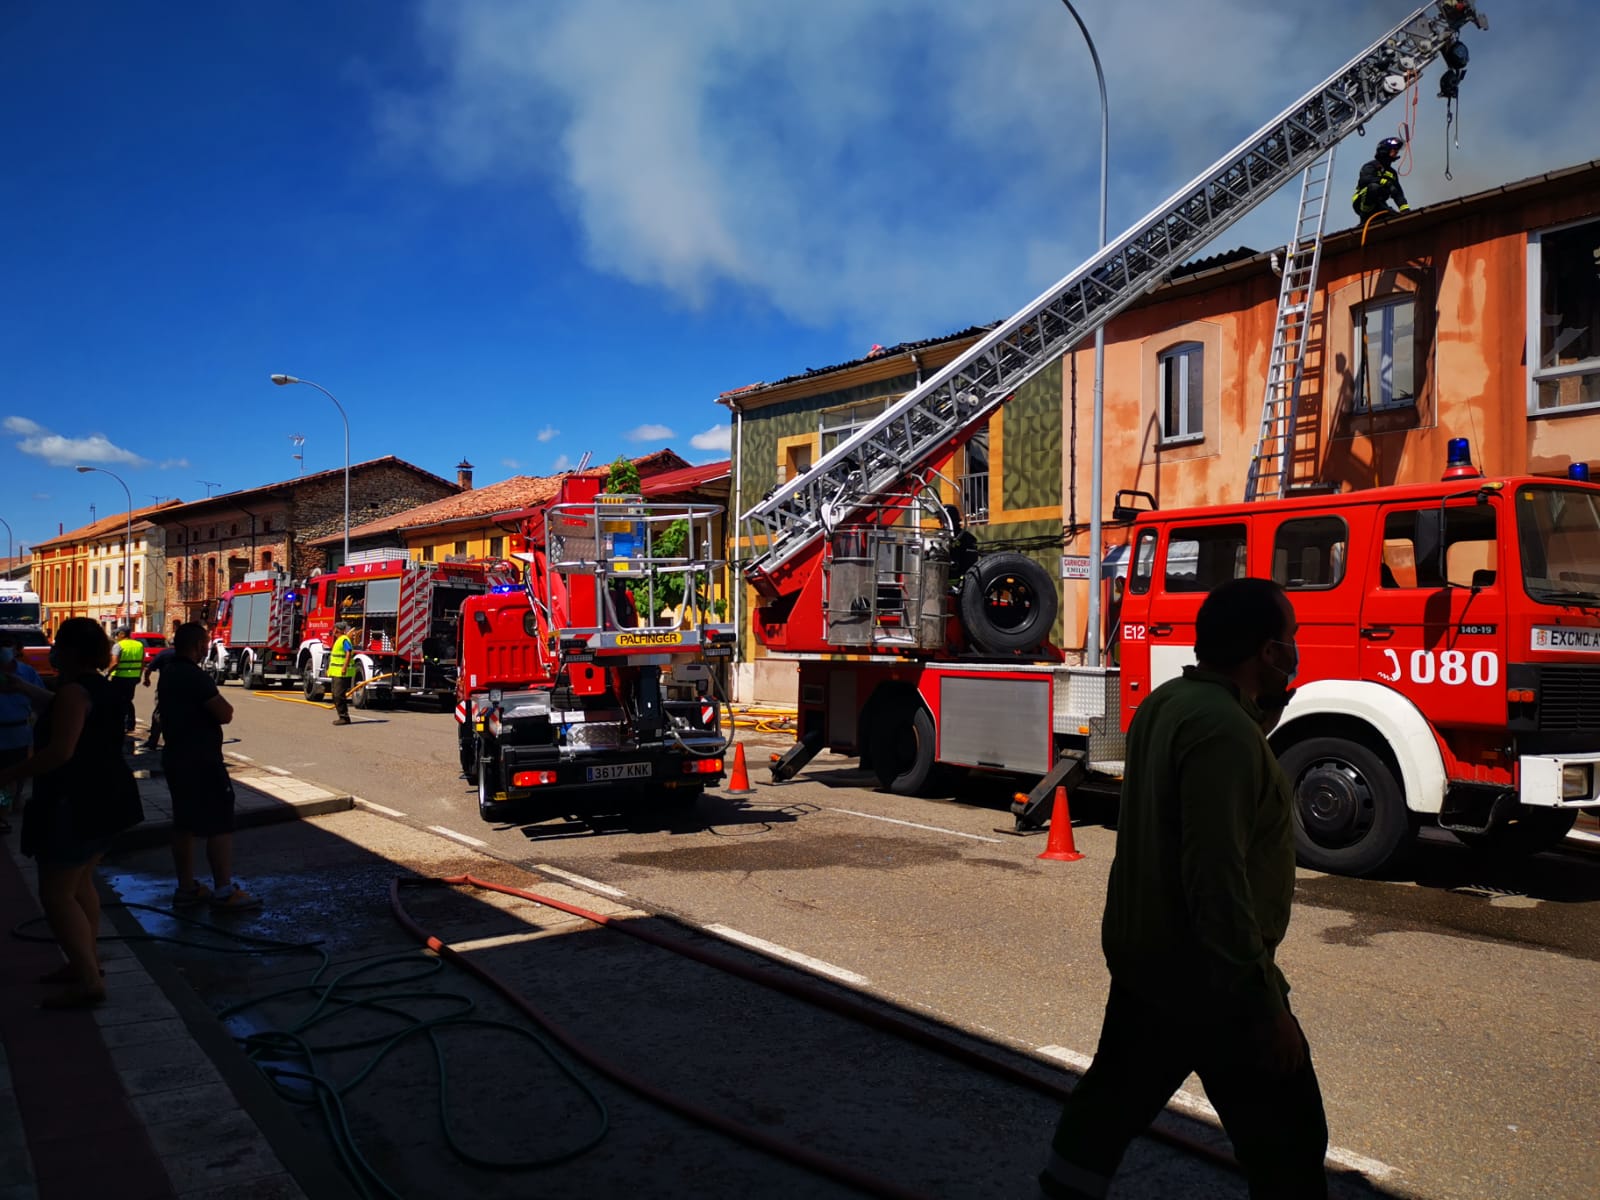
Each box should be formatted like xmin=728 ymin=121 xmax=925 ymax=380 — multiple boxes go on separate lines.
xmin=1056 ymin=159 xmax=1600 ymax=650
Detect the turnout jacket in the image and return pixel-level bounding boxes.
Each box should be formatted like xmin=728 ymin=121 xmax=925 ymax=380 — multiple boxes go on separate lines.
xmin=1353 ymin=157 xmax=1408 ymax=216
xmin=1100 ymin=667 xmax=1296 ymax=1021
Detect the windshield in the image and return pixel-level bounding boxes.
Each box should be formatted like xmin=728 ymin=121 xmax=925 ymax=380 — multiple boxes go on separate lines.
xmin=1515 ymin=485 xmax=1600 ymax=603
xmin=0 ymin=601 xmax=41 ymax=625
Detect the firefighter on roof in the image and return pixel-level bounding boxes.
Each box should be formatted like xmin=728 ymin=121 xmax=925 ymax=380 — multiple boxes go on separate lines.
xmin=1352 ymin=136 xmax=1410 ymax=220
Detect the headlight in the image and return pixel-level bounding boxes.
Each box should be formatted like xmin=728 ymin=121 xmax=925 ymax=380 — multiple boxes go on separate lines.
xmin=1562 ymin=764 xmax=1594 ymax=800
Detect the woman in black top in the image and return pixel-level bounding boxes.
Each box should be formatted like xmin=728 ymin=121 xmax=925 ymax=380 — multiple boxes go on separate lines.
xmin=0 ymin=618 xmax=143 ymax=1008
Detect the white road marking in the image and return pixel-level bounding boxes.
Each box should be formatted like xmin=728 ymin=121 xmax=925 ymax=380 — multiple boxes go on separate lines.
xmin=533 ymin=865 xmax=628 ymax=898
xmin=704 ymin=924 xmax=870 ymax=986
xmin=1037 ymin=1045 xmax=1397 ymax=1181
xmin=427 ymin=824 xmax=488 ymax=848
xmin=356 ymin=799 xmax=407 ymax=819
xmin=450 ymin=931 xmax=546 ymax=953
xmin=264 ymin=765 xmax=292 ymax=776
xmin=825 ymin=807 xmax=1003 ymax=844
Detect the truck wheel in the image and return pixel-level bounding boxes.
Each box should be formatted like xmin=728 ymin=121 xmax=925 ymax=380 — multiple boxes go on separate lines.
xmin=459 ymin=729 xmax=480 ymax=785
xmin=1455 ymin=808 xmax=1577 ymax=857
xmin=352 ymin=663 xmax=372 ymax=710
xmin=239 ymin=654 xmax=258 ymax=689
xmin=1280 ymin=736 xmax=1412 ymax=877
xmin=959 ymin=552 xmax=1057 ymax=655
xmin=303 ymin=670 xmax=323 ymax=702
xmin=867 ymin=702 xmax=940 ymax=795
xmin=477 ymin=752 xmax=503 ymax=820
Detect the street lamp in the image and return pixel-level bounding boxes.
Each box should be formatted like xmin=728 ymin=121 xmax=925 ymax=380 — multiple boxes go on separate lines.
xmin=76 ymin=465 xmax=133 ymax=627
xmin=0 ymin=515 xmax=12 ymax=565
xmin=271 ymin=374 xmax=349 ymax=564
xmin=1058 ymin=0 xmax=1112 ymax=669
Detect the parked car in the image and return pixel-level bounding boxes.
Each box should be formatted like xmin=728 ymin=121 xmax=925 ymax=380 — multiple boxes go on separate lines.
xmin=128 ymin=631 xmax=167 ymax=665
xmin=6 ymin=627 xmax=54 ymax=682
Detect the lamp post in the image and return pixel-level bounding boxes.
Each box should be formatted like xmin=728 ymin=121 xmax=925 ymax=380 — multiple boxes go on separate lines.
xmin=1058 ymin=0 xmax=1111 ymax=669
xmin=271 ymin=374 xmax=349 ymax=564
xmin=0 ymin=515 xmax=12 ymax=565
xmin=76 ymin=465 xmax=133 ymax=626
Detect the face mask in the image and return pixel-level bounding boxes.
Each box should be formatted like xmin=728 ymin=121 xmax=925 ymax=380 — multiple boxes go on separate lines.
xmin=1268 ymin=638 xmax=1299 ymax=686
xmin=0 ymin=648 xmax=13 ymax=665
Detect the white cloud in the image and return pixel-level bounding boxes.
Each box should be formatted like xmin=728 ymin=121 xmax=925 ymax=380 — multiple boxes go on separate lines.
xmin=551 ymin=453 xmax=573 ymax=471
xmin=501 ymin=456 xmax=522 ymax=468
xmin=159 ymin=458 xmax=190 ymax=470
xmin=689 ymin=424 xmax=731 ymax=453
xmin=624 ymin=423 xmax=676 ymax=442
xmin=5 ymin=417 xmax=149 ymax=468
xmin=31 ymin=492 xmax=50 ymax=501
xmin=385 ymin=1 xmax=1598 ymax=339
xmin=537 ymin=425 xmax=559 ymax=442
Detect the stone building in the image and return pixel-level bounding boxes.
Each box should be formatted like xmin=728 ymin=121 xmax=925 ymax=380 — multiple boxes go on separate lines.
xmin=147 ymin=456 xmax=459 ymax=625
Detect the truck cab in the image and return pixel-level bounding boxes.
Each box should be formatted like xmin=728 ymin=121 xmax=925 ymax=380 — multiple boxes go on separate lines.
xmin=1117 ymin=450 xmax=1600 ymax=875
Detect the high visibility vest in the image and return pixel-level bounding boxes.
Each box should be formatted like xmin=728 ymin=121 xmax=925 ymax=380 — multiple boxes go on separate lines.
xmin=112 ymin=638 xmax=145 ymax=679
xmin=327 ymin=635 xmax=355 ymax=678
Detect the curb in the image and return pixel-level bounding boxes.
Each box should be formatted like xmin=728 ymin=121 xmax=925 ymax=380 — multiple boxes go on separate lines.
xmin=117 ymin=781 xmax=354 ymax=854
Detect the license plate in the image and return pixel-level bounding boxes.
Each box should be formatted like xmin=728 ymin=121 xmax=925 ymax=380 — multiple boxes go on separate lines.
xmin=586 ymin=762 xmax=652 ymax=782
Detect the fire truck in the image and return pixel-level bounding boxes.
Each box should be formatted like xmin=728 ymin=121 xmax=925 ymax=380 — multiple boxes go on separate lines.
xmin=735 ymin=3 xmax=1600 ymax=875
xmin=458 ymin=476 xmax=734 ymax=820
xmin=297 ymin=555 xmax=504 ymax=710
xmin=206 ymin=569 xmax=302 ymax=687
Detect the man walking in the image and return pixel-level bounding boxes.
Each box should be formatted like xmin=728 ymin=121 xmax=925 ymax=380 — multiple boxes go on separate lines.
xmin=328 ymin=621 xmax=355 ymax=726
xmin=109 ymin=626 xmax=145 ymax=734
xmin=159 ymin=622 xmax=260 ymax=909
xmin=1040 ymin=577 xmax=1327 ymax=1199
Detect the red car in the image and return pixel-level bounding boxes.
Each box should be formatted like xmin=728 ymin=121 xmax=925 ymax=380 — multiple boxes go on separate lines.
xmin=128 ymin=631 xmax=168 ymax=665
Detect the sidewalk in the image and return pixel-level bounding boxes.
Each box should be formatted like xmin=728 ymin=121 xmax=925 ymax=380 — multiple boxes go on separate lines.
xmin=0 ymin=735 xmax=352 ymax=1200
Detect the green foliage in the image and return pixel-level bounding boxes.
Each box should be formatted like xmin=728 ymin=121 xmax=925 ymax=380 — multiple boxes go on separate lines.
xmin=642 ymin=518 xmax=725 ymax=620
xmin=606 ymin=455 xmax=641 ymax=494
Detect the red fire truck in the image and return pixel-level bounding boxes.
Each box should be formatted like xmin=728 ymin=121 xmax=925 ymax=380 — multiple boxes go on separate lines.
xmin=297 ymin=555 xmax=507 ymax=710
xmin=206 ymin=570 xmax=302 ymax=687
xmin=457 ymin=476 xmax=734 ymax=820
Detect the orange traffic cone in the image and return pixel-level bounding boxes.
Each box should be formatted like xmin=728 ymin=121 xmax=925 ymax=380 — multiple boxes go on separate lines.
xmin=725 ymin=742 xmax=754 ymax=794
xmin=1037 ymin=786 xmax=1084 ymax=862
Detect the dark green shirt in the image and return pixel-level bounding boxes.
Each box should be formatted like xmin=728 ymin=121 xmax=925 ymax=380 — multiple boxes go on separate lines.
xmin=1101 ymin=666 xmax=1295 ymax=1019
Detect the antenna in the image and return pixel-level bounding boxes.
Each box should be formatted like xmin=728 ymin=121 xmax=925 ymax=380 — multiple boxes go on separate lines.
xmin=197 ymin=480 xmax=221 ymax=497
xmin=290 ymin=434 xmax=305 ymax=474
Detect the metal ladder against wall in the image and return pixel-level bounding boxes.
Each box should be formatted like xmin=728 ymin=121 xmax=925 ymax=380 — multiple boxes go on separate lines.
xmin=1244 ymin=148 xmax=1337 ymax=502
xmin=740 ymin=3 xmax=1484 ymax=594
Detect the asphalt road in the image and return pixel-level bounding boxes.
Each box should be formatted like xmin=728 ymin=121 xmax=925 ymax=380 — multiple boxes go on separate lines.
xmin=199 ymin=681 xmax=1600 ymax=1199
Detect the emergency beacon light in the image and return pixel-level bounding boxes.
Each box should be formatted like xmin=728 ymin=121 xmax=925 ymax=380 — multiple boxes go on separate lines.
xmin=1443 ymin=437 xmax=1481 ymax=480
xmin=1570 ymin=463 xmax=1592 ymax=482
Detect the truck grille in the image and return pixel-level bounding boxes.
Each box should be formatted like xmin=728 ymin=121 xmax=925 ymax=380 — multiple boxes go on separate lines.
xmin=1538 ymin=666 xmax=1600 ymax=734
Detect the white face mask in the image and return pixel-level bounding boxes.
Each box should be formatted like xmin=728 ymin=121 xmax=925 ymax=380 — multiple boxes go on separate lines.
xmin=1267 ymin=638 xmax=1299 ymax=686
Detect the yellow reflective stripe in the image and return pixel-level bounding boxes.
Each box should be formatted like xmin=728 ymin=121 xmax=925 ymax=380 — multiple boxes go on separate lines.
xmin=112 ymin=640 xmax=144 ymax=677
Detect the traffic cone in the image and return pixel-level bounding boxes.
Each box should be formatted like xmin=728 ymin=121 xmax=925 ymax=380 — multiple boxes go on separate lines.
xmin=1037 ymin=786 xmax=1084 ymax=862
xmin=725 ymin=742 xmax=754 ymax=795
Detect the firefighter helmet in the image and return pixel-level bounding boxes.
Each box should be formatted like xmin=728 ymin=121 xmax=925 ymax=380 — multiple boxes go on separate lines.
xmin=1376 ymin=136 xmax=1405 ymax=162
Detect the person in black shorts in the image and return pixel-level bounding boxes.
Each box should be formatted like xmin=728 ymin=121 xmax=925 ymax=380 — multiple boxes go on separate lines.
xmin=158 ymin=622 xmax=260 ymax=910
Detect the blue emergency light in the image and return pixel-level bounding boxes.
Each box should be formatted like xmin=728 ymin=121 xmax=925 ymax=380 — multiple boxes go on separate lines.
xmin=1442 ymin=437 xmax=1481 ymax=480
xmin=491 ymin=583 xmax=521 ymax=594
xmin=1571 ymin=462 xmax=1592 ymax=482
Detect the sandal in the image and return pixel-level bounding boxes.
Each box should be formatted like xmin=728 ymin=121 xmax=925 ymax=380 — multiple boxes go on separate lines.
xmin=40 ymin=987 xmax=106 ymax=1010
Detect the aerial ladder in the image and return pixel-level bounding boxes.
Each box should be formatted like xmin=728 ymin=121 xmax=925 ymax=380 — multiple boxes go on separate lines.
xmin=741 ymin=1 xmax=1488 ymax=606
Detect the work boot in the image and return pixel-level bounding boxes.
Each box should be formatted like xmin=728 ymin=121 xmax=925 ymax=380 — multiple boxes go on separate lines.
xmin=332 ymin=715 xmax=351 ymax=726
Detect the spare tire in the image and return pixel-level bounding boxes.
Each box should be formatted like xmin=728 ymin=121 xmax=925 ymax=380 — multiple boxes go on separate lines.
xmin=959 ymin=551 xmax=1057 ymax=655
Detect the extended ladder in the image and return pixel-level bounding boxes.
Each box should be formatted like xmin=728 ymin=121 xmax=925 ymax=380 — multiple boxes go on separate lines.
xmin=742 ymin=2 xmax=1486 ymax=595
xmin=1244 ymin=148 xmax=1337 ymax=502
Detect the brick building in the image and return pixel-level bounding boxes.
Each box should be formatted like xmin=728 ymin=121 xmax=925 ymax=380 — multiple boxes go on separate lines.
xmin=29 ymin=502 xmax=180 ymax=633
xmin=147 ymin=456 xmax=459 ymax=625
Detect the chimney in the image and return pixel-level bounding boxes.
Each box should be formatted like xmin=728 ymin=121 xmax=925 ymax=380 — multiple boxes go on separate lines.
xmin=456 ymin=459 xmax=474 ymax=490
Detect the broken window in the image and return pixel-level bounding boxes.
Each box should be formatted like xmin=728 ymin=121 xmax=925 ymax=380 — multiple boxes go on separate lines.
xmin=1531 ymin=216 xmax=1600 ymax=413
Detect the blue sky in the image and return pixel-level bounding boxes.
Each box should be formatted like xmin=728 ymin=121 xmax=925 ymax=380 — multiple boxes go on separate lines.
xmin=3 ymin=0 xmax=1596 ymax=556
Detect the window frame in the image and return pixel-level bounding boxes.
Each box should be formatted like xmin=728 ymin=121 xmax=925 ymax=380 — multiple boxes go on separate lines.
xmin=1353 ymin=293 xmax=1418 ymax=413
xmin=1272 ymin=515 xmax=1348 ymax=592
xmin=1161 ymin=522 xmax=1248 ymax=594
xmin=1527 ymin=215 xmax=1600 ymax=417
xmin=1157 ymin=342 xmax=1205 ymax=446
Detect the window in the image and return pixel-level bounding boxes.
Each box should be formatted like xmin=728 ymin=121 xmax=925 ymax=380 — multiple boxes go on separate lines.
xmin=782 ymin=440 xmax=814 ymax=483
xmin=133 ymin=563 xmax=140 ymax=591
xmin=1164 ymin=523 xmax=1247 ymax=593
xmin=958 ymin=424 xmax=990 ymax=527
xmin=1158 ymin=343 xmax=1204 ymax=444
xmin=1355 ymin=295 xmax=1416 ymax=411
xmin=819 ymin=397 xmax=890 ymax=455
xmin=1530 ymin=217 xmax=1600 ymax=413
xmin=422 ymin=544 xmax=435 ymax=562
xmin=261 ymin=550 xmax=272 ymax=570
xmin=90 ymin=568 xmax=98 ymax=595
xmin=454 ymin=540 xmax=468 ymax=558
xmin=1380 ymin=507 xmax=1498 ymax=589
xmin=1128 ymin=529 xmax=1158 ymax=595
xmin=263 ymin=518 xmax=272 ymax=532
xmin=230 ymin=523 xmax=239 ymax=537
xmin=1273 ymin=517 xmax=1347 ymax=590
xmin=489 ymin=535 xmax=504 ymax=559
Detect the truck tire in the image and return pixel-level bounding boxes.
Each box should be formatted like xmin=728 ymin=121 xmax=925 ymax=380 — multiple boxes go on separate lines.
xmin=459 ymin=727 xmax=480 ymax=785
xmin=239 ymin=653 xmax=259 ymax=690
xmin=352 ymin=662 xmax=373 ymax=710
xmin=959 ymin=552 xmax=1057 ymax=655
xmin=867 ymin=701 xmax=940 ymax=795
xmin=477 ymin=750 xmax=503 ymax=821
xmin=303 ymin=669 xmax=323 ymax=702
xmin=1280 ymin=735 xmax=1412 ymax=877
xmin=1454 ymin=808 xmax=1577 ymax=857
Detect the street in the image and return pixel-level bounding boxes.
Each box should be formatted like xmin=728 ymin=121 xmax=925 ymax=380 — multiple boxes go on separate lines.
xmin=124 ymin=682 xmax=1600 ymax=1199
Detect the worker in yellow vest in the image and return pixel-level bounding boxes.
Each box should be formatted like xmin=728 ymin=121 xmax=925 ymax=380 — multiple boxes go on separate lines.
xmin=328 ymin=621 xmax=356 ymax=726
xmin=110 ymin=627 xmax=146 ymax=735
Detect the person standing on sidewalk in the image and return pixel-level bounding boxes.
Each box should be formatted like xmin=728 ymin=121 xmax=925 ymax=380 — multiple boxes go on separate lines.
xmin=0 ymin=630 xmax=48 ymax=835
xmin=139 ymin=641 xmax=178 ymax=752
xmin=109 ymin=626 xmax=145 ymax=735
xmin=328 ymin=621 xmax=355 ymax=726
xmin=159 ymin=622 xmax=260 ymax=910
xmin=0 ymin=619 xmax=144 ymax=1008
xmin=1039 ymin=577 xmax=1328 ymax=1200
